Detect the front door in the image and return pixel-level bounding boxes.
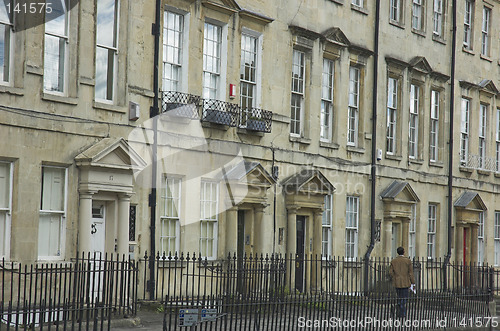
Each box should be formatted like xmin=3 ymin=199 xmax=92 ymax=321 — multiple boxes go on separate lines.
xmin=392 ymin=223 xmax=400 ymax=258
xmin=295 ymin=216 xmax=306 ymax=293
xmin=91 ymin=203 xmax=106 ymax=257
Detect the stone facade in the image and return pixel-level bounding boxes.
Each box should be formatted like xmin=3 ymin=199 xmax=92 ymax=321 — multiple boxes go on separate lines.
xmin=1 ymin=0 xmax=500 ymax=267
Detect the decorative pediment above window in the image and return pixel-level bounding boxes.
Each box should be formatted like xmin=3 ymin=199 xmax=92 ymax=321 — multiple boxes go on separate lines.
xmin=386 ymin=56 xmax=409 ymax=77
xmin=289 ymin=25 xmax=322 ymax=50
xmin=321 ymin=27 xmax=350 ymax=47
xmin=220 ymin=161 xmax=275 ymax=206
xmin=202 ymin=0 xmax=240 ymax=15
xmin=282 ymin=169 xmax=335 ymax=210
xmin=454 ymin=191 xmax=486 ymax=225
xmin=409 ymin=56 xmax=433 ymax=75
xmin=478 ymin=79 xmax=499 ymax=96
xmin=239 ymin=9 xmax=274 ymax=25
xmin=380 ymin=180 xmax=419 ymax=220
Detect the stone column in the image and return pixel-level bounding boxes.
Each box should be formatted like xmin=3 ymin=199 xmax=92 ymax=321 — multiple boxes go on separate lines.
xmin=470 ymin=224 xmax=478 ymax=265
xmin=311 ymin=210 xmax=323 ymax=291
xmin=401 ymin=218 xmax=410 ymax=255
xmin=225 ymin=208 xmax=238 ymax=255
xmin=286 ymin=207 xmax=299 ymax=287
xmin=117 ymin=193 xmax=132 ymax=258
xmin=254 ymin=205 xmax=265 ymax=254
xmin=78 ymin=191 xmax=96 ymax=254
xmin=455 ymin=225 xmax=464 ymax=264
xmin=383 ymin=219 xmax=392 ymax=258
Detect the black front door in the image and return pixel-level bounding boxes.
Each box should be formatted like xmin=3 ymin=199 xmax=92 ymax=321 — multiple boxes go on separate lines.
xmin=295 ymin=216 xmax=306 ymax=293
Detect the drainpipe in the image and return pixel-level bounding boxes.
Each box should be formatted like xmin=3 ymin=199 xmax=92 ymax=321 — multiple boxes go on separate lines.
xmin=148 ymin=0 xmax=161 ymax=300
xmin=443 ymin=0 xmax=457 ymax=287
xmin=364 ymin=0 xmax=380 ymax=292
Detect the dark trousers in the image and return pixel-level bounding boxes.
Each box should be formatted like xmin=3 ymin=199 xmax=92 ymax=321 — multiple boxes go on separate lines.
xmin=395 ymin=287 xmax=409 ymax=318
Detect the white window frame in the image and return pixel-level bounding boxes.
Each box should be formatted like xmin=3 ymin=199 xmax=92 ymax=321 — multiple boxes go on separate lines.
xmin=321 ymin=58 xmax=334 ymax=142
xmin=386 ymin=77 xmax=398 ymax=155
xmin=495 ymin=211 xmax=500 ymax=266
xmin=163 ymin=10 xmax=184 ymax=92
xmin=479 ymin=104 xmax=487 ymax=169
xmin=345 ymin=196 xmax=359 ymax=261
xmin=464 ymin=0 xmax=473 ymax=49
xmin=496 ymin=108 xmax=500 ymax=172
xmin=43 ymin=0 xmax=69 ymax=94
xmin=0 ymin=0 xmax=13 ymax=85
xmin=38 ymin=166 xmax=67 ymax=261
xmin=460 ymin=98 xmax=470 ymax=165
xmin=390 ymin=0 xmax=401 ymax=23
xmin=95 ymin=0 xmax=119 ymax=103
xmin=427 ymin=203 xmax=437 ymax=260
xmin=0 ymin=161 xmax=12 ymax=260
xmin=409 ymin=84 xmax=420 ymax=159
xmin=348 ymin=66 xmax=360 ymax=146
xmin=433 ymin=0 xmax=444 ymax=37
xmin=202 ymin=21 xmax=227 ymax=101
xmin=352 ymin=0 xmax=363 ymax=7
xmin=160 ymin=176 xmax=181 ymax=255
xmin=430 ymin=90 xmax=440 ymax=162
xmin=481 ymin=6 xmax=491 ymax=56
xmin=240 ymin=29 xmax=262 ymax=127
xmin=412 ymin=0 xmax=424 ymax=31
xmin=322 ymin=195 xmax=333 ymax=259
xmin=200 ymin=180 xmax=218 ymax=260
xmin=478 ymin=211 xmax=485 ymax=265
xmin=409 ymin=204 xmax=417 ymax=259
xmin=290 ymin=49 xmax=305 ymax=137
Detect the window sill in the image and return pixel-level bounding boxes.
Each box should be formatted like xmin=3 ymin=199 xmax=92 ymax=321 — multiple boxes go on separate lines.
xmin=462 ymin=46 xmax=474 ymax=55
xmin=327 ymin=0 xmax=344 ymax=4
xmin=42 ymin=92 xmax=78 ymax=105
xmin=408 ymin=158 xmax=424 ymax=165
xmin=389 ymin=20 xmax=405 ymax=30
xmin=459 ymin=166 xmax=473 ymax=173
xmin=477 ymin=169 xmax=491 ymax=176
xmin=411 ymin=29 xmax=426 ymax=37
xmin=289 ymin=135 xmax=311 ymax=145
xmin=432 ymin=34 xmax=446 ymax=45
xmin=351 ymin=4 xmax=368 ymax=15
xmin=480 ymin=54 xmax=493 ymax=62
xmin=385 ymin=153 xmax=402 ymax=161
xmin=0 ymin=85 xmax=24 ymax=96
xmin=429 ymin=161 xmax=444 ymax=168
xmin=319 ymin=141 xmax=339 ymax=150
xmin=346 ymin=145 xmax=365 ymax=154
xmin=237 ymin=127 xmax=264 ymax=137
xmin=93 ymin=101 xmax=126 ymax=113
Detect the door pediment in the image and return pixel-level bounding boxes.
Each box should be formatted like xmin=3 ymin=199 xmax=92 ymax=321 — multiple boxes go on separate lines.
xmin=381 ymin=181 xmax=419 ymax=220
xmin=454 ymin=191 xmax=486 ymax=225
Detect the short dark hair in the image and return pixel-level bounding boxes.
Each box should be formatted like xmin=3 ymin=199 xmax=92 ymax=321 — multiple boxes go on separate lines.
xmin=397 ymin=247 xmax=404 ymax=255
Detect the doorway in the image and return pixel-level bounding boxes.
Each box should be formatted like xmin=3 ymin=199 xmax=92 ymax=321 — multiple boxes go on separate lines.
xmin=391 ymin=223 xmax=400 ymax=258
xmin=295 ymin=216 xmax=306 ymax=293
xmin=91 ymin=202 xmax=106 ymax=257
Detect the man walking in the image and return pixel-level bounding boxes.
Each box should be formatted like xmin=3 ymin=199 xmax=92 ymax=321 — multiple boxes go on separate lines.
xmin=390 ymin=246 xmax=415 ymax=318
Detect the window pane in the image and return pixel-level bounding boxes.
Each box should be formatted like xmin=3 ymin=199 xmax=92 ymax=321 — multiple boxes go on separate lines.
xmin=38 ymin=213 xmax=61 ymax=257
xmin=0 ymin=162 xmax=9 ymax=208
xmin=96 ymin=0 xmax=117 ymax=47
xmin=95 ymin=46 xmax=115 ymax=100
xmin=43 ymin=35 xmax=65 ymax=92
xmin=0 ymin=24 xmax=10 ymax=82
xmin=45 ymin=0 xmax=67 ymax=36
xmin=41 ymin=167 xmax=65 ymax=212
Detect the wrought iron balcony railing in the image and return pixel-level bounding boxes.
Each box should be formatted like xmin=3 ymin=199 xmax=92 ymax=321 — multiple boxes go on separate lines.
xmin=240 ymin=107 xmax=273 ymax=133
xmin=460 ymin=153 xmax=497 ymax=172
xmin=201 ymin=99 xmax=239 ymax=127
xmin=161 ymin=91 xmax=201 ymax=119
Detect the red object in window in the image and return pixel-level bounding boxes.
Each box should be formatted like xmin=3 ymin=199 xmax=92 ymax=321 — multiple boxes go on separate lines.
xmin=229 ymin=84 xmax=236 ymax=98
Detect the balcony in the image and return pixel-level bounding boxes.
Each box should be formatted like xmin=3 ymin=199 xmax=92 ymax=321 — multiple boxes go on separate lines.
xmin=239 ymin=108 xmax=273 ymax=133
xmin=161 ymin=91 xmax=201 ymax=119
xmin=201 ymin=99 xmax=239 ymax=127
xmin=459 ymin=153 xmax=497 ymax=172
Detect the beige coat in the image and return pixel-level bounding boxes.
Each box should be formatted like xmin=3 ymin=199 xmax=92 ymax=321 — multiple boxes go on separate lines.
xmin=389 ymin=256 xmax=416 ymax=288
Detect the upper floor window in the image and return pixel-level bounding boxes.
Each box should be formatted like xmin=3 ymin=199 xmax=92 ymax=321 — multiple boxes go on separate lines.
xmin=0 ymin=162 xmax=12 ymax=259
xmin=433 ymin=0 xmax=444 ymax=37
xmin=345 ymin=196 xmax=359 ymax=260
xmin=160 ymin=176 xmax=181 ymax=255
xmin=290 ymin=49 xmax=305 ymax=136
xmin=322 ymin=195 xmax=333 ymax=258
xmin=44 ymin=0 xmax=68 ymax=94
xmin=321 ymin=59 xmax=334 ymax=142
xmin=430 ymin=90 xmax=440 ymax=162
xmin=386 ymin=77 xmax=398 ymax=155
xmin=0 ymin=1 xmax=13 ymax=84
xmin=163 ymin=11 xmax=183 ymax=92
xmin=412 ymin=0 xmax=424 ymax=31
xmin=352 ymin=0 xmax=363 ymax=7
xmin=481 ymin=7 xmax=491 ymax=56
xmin=479 ymin=104 xmax=487 ymax=169
xmin=390 ymin=0 xmax=402 ymax=23
xmin=95 ymin=0 xmax=119 ymax=102
xmin=347 ymin=66 xmax=360 ymax=146
xmin=409 ymin=84 xmax=420 ymax=159
xmin=460 ymin=98 xmax=470 ymax=165
xmin=200 ymin=181 xmax=218 ymax=259
xmin=464 ymin=0 xmax=473 ymax=49
xmin=240 ymin=32 xmax=260 ymax=126
xmin=203 ymin=22 xmax=223 ymax=101
xmin=38 ymin=166 xmax=67 ymax=260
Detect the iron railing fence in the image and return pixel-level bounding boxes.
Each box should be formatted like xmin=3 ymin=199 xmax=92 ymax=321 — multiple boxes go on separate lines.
xmin=0 ymin=253 xmax=138 ymax=330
